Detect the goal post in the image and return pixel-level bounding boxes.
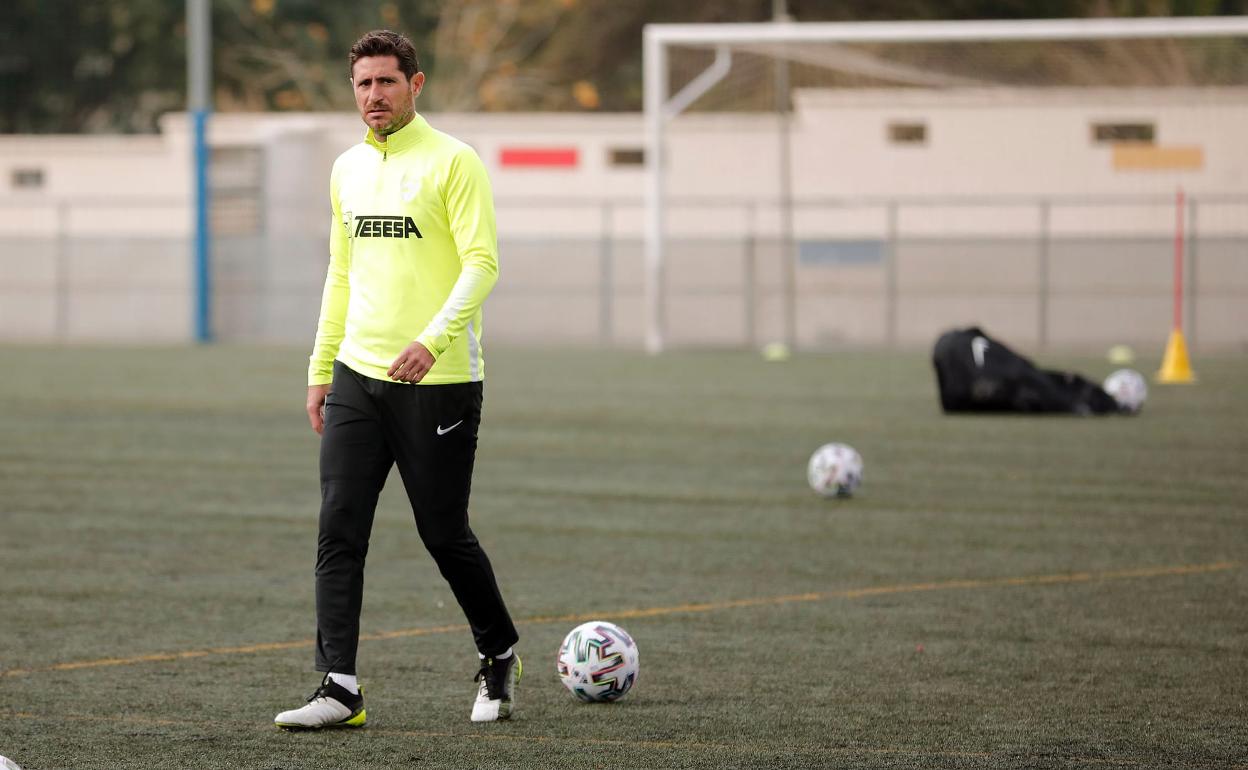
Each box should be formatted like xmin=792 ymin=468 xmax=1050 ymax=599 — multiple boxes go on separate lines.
xmin=642 ymin=16 xmax=1248 ymax=354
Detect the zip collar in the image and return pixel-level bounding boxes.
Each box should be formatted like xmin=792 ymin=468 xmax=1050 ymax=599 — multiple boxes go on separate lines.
xmin=365 ymin=113 xmax=430 ymax=156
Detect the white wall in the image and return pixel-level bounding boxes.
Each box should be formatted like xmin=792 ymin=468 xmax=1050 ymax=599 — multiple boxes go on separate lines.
xmin=790 ymin=87 xmax=1248 ymax=207
xmin=2 ymin=88 xmax=1246 ymax=348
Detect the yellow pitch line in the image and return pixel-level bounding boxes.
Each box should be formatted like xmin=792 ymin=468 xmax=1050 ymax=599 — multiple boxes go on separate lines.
xmin=1 ymin=561 xmax=1235 ymax=679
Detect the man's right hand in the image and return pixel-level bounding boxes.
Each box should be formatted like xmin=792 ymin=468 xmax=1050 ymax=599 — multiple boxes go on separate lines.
xmin=307 ymin=384 xmax=332 ymax=434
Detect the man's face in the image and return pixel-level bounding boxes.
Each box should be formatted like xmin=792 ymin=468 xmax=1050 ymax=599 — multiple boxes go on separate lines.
xmin=351 ymin=55 xmax=424 ymax=137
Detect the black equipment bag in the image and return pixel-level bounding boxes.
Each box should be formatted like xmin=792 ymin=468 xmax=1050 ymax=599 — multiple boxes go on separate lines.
xmin=932 ymin=327 xmax=1120 ymax=415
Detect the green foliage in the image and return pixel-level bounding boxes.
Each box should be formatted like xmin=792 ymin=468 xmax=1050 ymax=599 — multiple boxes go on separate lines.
xmin=1 ymin=0 xmax=1244 ymax=132
xmin=0 ymin=0 xmax=184 ymax=132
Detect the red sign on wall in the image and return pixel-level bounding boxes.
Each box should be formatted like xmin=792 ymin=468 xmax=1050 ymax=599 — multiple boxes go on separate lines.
xmin=500 ymin=147 xmax=579 ymax=168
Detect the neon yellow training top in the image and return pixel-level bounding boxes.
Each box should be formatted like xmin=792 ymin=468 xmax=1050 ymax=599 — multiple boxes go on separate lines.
xmin=308 ymin=114 xmax=499 ymax=386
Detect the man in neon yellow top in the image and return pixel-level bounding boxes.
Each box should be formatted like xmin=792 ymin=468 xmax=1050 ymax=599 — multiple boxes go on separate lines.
xmin=275 ymin=29 xmax=519 ymax=732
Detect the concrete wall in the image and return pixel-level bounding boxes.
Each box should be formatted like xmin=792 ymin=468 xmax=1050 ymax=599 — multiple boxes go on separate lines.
xmin=790 ymin=87 xmax=1248 ymax=199
xmin=1 ymin=89 xmax=1245 ymax=350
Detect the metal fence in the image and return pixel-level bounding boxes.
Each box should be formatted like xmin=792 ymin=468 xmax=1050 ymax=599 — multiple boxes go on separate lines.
xmin=2 ymin=193 xmax=1245 ymax=351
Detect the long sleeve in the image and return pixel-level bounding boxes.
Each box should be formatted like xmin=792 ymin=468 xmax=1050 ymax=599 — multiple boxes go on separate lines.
xmin=307 ymin=162 xmax=351 ymax=385
xmin=415 ymin=147 xmax=499 ymax=358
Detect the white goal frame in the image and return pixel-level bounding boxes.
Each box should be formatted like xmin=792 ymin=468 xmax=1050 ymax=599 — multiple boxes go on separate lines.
xmin=642 ymin=16 xmax=1248 ymax=353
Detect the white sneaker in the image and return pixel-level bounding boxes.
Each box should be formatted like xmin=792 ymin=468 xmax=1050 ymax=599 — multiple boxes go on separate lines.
xmin=275 ymin=675 xmax=366 ymax=730
xmin=471 ymin=654 xmax=521 ymax=722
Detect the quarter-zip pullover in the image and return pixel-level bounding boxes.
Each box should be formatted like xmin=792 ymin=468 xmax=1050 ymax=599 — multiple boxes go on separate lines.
xmin=309 ymin=114 xmax=499 ymax=385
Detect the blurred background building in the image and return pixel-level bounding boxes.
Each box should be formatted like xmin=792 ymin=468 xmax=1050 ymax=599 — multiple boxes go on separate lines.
xmin=1 ymin=1 xmax=1246 ymax=350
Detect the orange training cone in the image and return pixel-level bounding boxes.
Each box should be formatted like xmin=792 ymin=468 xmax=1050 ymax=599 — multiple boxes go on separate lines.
xmin=1156 ymin=328 xmax=1196 ymax=384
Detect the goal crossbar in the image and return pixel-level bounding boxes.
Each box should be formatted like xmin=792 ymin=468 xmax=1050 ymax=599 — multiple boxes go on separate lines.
xmin=642 ymin=15 xmax=1248 ymax=353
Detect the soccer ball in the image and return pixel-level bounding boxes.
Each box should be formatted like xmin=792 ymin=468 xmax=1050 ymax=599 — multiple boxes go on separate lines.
xmin=1103 ymin=368 xmax=1147 ymax=414
xmin=807 ymin=442 xmax=863 ymax=498
xmin=556 ymin=621 xmax=639 ymax=703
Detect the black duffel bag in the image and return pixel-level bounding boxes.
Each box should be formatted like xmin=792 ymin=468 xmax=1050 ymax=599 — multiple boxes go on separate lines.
xmin=932 ymin=326 xmax=1120 ymax=415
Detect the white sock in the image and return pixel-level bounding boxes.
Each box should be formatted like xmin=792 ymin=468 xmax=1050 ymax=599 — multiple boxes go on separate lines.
xmin=479 ymin=647 xmax=513 ymax=661
xmin=328 ymin=672 xmax=359 ymax=695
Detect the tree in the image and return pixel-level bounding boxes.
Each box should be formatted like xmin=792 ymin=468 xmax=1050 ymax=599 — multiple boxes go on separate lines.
xmin=2 ymin=0 xmax=1243 ymax=133
xmin=0 ymin=0 xmax=185 ymax=133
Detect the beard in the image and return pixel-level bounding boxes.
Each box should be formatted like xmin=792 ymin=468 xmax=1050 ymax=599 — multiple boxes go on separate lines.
xmin=373 ymin=103 xmax=416 ymax=137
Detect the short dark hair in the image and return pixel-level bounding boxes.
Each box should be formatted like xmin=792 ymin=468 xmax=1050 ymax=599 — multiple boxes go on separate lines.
xmin=349 ymin=29 xmax=420 ymax=80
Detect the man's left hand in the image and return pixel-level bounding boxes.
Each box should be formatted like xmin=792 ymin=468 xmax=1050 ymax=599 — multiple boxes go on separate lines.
xmin=388 ymin=341 xmax=435 ymax=383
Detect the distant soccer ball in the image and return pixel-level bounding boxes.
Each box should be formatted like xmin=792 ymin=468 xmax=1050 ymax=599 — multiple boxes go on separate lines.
xmin=1103 ymin=368 xmax=1148 ymax=414
xmin=1107 ymin=344 xmax=1136 ymax=365
xmin=556 ymin=621 xmax=639 ymax=703
xmin=807 ymin=442 xmax=863 ymax=498
xmin=761 ymin=341 xmax=791 ymax=362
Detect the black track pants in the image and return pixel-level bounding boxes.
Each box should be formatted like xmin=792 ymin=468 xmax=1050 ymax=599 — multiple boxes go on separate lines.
xmin=314 ymin=360 xmax=518 ymax=675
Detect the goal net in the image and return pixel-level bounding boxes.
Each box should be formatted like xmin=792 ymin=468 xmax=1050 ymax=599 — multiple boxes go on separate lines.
xmin=642 ymin=17 xmax=1248 ymax=353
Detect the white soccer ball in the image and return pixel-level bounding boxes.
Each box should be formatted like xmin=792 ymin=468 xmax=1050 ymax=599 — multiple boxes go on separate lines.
xmin=807 ymin=442 xmax=863 ymax=498
xmin=1103 ymin=368 xmax=1148 ymax=414
xmin=556 ymin=621 xmax=639 ymax=703
xmin=0 ymin=756 xmax=23 ymax=770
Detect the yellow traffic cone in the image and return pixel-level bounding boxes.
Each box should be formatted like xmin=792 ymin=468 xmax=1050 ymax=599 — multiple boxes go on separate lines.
xmin=1156 ymin=328 xmax=1196 ymax=384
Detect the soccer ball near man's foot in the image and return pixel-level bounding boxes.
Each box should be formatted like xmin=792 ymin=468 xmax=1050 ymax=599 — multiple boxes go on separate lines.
xmin=807 ymin=442 xmax=863 ymax=498
xmin=556 ymin=621 xmax=639 ymax=703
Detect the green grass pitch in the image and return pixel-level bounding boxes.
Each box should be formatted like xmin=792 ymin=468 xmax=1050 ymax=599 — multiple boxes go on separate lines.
xmin=0 ymin=344 xmax=1245 ymax=769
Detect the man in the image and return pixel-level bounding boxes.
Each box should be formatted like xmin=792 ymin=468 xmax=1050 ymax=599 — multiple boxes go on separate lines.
xmin=274 ymin=29 xmax=520 ymax=730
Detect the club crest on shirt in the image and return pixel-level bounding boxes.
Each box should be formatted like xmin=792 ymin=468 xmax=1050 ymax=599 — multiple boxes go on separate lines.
xmin=400 ymin=174 xmax=419 ymax=203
